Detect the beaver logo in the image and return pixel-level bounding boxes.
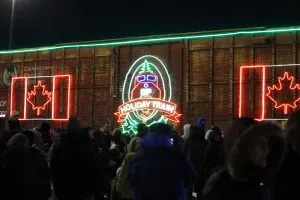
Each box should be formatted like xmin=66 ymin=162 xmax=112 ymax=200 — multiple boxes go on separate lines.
xmin=3 ymin=64 xmax=17 ymax=86
xmin=115 ymin=55 xmax=181 ymax=134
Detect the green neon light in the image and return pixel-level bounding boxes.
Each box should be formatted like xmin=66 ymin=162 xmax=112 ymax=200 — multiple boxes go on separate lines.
xmin=120 ymin=55 xmax=174 ymax=134
xmin=1 ymin=27 xmax=300 ymax=54
xmin=128 ymin=60 xmax=170 ymax=121
xmin=126 ymin=56 xmax=172 ymax=122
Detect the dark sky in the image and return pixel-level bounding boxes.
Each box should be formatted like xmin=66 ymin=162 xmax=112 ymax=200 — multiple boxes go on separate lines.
xmin=0 ymin=0 xmax=300 ymax=50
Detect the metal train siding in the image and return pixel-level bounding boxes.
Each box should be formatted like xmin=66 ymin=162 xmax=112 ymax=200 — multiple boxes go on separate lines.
xmin=1 ymin=27 xmax=300 ymax=130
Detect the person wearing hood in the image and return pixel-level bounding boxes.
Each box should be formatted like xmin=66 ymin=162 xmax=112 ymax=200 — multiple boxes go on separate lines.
xmin=0 ymin=133 xmax=51 ymax=200
xmin=184 ymin=117 xmax=207 ymax=199
xmin=202 ymin=127 xmax=224 ymax=183
xmin=129 ymin=123 xmax=195 ymax=200
xmin=203 ymin=122 xmax=285 ymax=200
xmin=51 ymin=117 xmax=99 ymax=200
xmin=182 ymin=124 xmax=191 ymax=141
xmin=116 ymin=137 xmax=142 ymax=200
xmin=274 ymin=110 xmax=300 ymax=200
xmin=223 ymin=118 xmax=258 ymax=164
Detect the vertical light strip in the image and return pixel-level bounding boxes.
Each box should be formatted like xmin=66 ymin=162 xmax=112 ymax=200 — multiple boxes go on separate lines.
xmin=261 ymin=66 xmax=266 ymax=120
xmin=239 ymin=67 xmax=244 ymax=117
xmin=67 ymin=75 xmax=71 ymax=119
xmin=52 ymin=76 xmax=55 ymax=119
xmin=23 ymin=78 xmax=28 ymax=119
xmin=10 ymin=78 xmax=15 ymax=116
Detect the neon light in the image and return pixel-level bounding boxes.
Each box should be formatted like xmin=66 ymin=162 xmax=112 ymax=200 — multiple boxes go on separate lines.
xmin=10 ymin=75 xmax=71 ymax=120
xmin=266 ymin=72 xmax=300 ymax=114
xmin=117 ymin=55 xmax=180 ymax=134
xmin=52 ymin=76 xmax=55 ymax=119
xmin=67 ymin=75 xmax=71 ymax=118
xmin=239 ymin=65 xmax=266 ymax=120
xmin=262 ymin=66 xmax=266 ymax=119
xmin=115 ymin=98 xmax=181 ymax=123
xmin=1 ymin=27 xmax=300 ymax=54
xmin=10 ymin=78 xmax=14 ymax=116
xmin=239 ymin=65 xmax=300 ymax=121
xmin=24 ymin=78 xmax=28 ymax=119
xmin=124 ymin=56 xmax=172 ymax=122
xmin=27 ymin=81 xmax=52 ymax=116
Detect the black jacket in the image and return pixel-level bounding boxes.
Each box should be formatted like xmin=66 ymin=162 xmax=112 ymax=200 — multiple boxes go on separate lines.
xmin=203 ymin=168 xmax=273 ymax=200
xmin=274 ymin=148 xmax=300 ymax=200
xmin=50 ymin=132 xmax=99 ymax=200
xmin=0 ymin=148 xmax=51 ymax=200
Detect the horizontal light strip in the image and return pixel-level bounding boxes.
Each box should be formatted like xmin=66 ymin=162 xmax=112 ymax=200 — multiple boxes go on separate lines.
xmin=19 ymin=118 xmax=69 ymax=121
xmin=260 ymin=118 xmax=288 ymax=121
xmin=13 ymin=75 xmax=70 ymax=79
xmin=1 ymin=27 xmax=300 ymax=54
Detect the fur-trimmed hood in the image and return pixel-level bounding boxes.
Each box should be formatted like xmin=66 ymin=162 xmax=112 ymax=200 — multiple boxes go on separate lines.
xmin=228 ymin=122 xmax=285 ymax=181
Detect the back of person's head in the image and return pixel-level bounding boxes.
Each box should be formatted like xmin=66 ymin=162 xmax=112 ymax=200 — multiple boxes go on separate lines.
xmin=67 ymin=116 xmax=81 ymax=134
xmin=7 ymin=133 xmax=29 ymax=150
xmin=190 ymin=124 xmax=206 ymax=141
xmin=228 ymin=122 xmax=284 ymax=180
xmin=8 ymin=117 xmax=20 ymax=131
xmin=38 ymin=122 xmax=51 ymax=133
xmin=149 ymin=123 xmax=172 ymax=137
xmin=112 ymin=128 xmax=122 ymax=142
xmin=22 ymin=130 xmax=35 ymax=147
xmin=197 ymin=116 xmax=206 ymax=128
xmin=137 ymin=123 xmax=148 ymax=138
xmin=82 ymin=127 xmax=94 ymax=140
xmin=211 ymin=126 xmax=222 ymax=136
xmin=224 ymin=118 xmax=257 ymax=161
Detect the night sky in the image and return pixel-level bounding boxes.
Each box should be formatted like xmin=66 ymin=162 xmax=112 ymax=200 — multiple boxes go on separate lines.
xmin=0 ymin=0 xmax=300 ymax=50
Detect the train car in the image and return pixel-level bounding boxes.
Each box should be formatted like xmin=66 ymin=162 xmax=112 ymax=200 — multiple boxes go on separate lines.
xmin=1 ymin=26 xmax=300 ymax=131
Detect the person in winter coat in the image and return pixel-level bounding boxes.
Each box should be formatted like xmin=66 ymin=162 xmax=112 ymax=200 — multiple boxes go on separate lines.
xmin=36 ymin=122 xmax=52 ymax=152
xmin=129 ymin=123 xmax=195 ymax=200
xmin=116 ymin=137 xmax=141 ymax=200
xmin=223 ymin=117 xmax=257 ymax=164
xmin=184 ymin=117 xmax=207 ymax=199
xmin=0 ymin=133 xmax=51 ymax=200
xmin=203 ymin=122 xmax=285 ymax=200
xmin=50 ymin=117 xmax=99 ymax=200
xmin=0 ymin=117 xmax=21 ymax=154
xmin=202 ymin=127 xmax=224 ymax=182
xmin=274 ymin=110 xmax=300 ymax=200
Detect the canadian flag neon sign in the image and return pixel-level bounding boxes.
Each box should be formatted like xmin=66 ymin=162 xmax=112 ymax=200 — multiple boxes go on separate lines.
xmin=239 ymin=64 xmax=300 ymax=120
xmin=10 ymin=75 xmax=71 ymax=121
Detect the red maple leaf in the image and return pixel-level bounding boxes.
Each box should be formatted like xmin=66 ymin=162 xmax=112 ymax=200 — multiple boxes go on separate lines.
xmin=266 ymin=72 xmax=300 ymax=114
xmin=27 ymin=81 xmax=52 ymax=116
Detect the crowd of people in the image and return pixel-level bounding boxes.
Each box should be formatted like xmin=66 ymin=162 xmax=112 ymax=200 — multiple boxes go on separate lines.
xmin=0 ymin=112 xmax=300 ymax=200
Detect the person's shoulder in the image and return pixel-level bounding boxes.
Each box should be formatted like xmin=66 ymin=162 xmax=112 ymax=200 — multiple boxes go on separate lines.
xmin=203 ymin=168 xmax=231 ymax=197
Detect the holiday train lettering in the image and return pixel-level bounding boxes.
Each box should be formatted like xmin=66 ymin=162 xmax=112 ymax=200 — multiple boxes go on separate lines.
xmin=119 ymin=99 xmax=175 ymax=115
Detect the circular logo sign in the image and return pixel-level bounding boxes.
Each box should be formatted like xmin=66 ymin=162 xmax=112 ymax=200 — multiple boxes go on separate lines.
xmin=3 ymin=64 xmax=17 ymax=86
xmin=115 ymin=55 xmax=181 ymax=134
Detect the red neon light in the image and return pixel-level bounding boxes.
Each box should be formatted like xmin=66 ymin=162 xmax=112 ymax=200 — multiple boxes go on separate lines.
xmin=239 ymin=65 xmax=266 ymax=120
xmin=115 ymin=98 xmax=181 ymax=123
xmin=266 ymin=72 xmax=300 ymax=114
xmin=27 ymin=80 xmax=52 ymax=116
xmin=10 ymin=75 xmax=71 ymax=120
xmin=24 ymin=78 xmax=28 ymax=119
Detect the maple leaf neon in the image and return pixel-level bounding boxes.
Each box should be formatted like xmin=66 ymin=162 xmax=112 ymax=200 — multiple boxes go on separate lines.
xmin=27 ymin=81 xmax=52 ymax=116
xmin=266 ymin=72 xmax=300 ymax=115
